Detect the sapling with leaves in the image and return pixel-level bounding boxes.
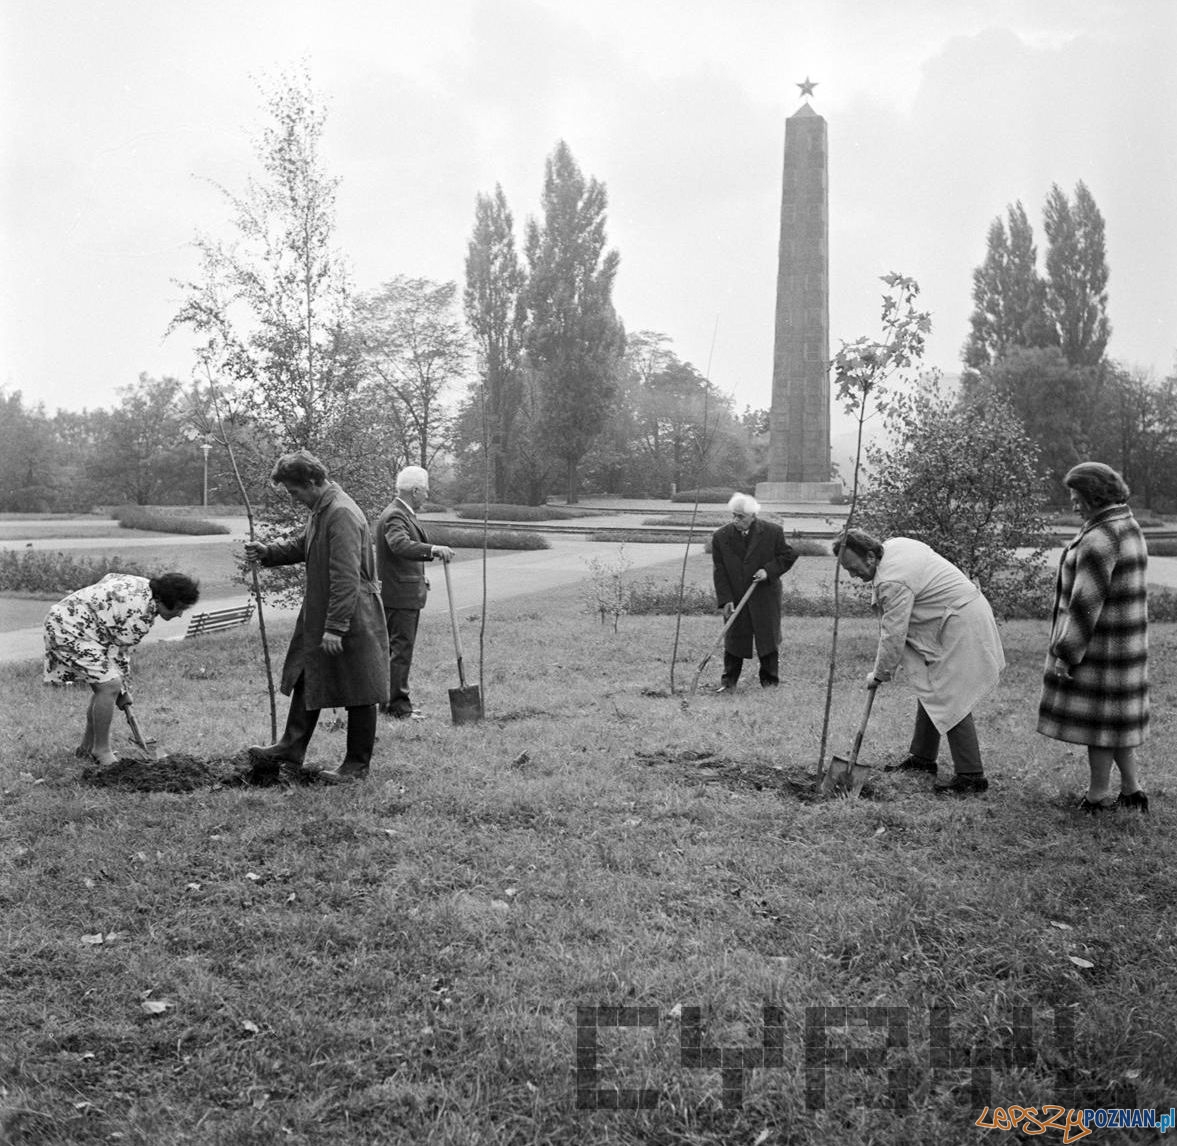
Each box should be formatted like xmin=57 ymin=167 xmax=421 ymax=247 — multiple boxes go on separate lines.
xmin=817 ymin=273 xmax=931 ymax=778
xmin=183 ymin=353 xmax=279 ymax=741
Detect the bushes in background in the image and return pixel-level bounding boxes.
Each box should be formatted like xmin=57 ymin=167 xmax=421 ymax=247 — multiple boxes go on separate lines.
xmin=0 ymin=551 xmax=149 ymax=594
xmin=112 ymin=507 xmax=229 ymax=535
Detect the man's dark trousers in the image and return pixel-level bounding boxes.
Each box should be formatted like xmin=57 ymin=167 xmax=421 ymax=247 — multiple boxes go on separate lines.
xmin=384 ymin=607 xmax=420 ymax=718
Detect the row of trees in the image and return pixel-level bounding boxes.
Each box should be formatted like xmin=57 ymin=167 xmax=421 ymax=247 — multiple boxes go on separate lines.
xmin=1 ymin=73 xmax=764 ymax=514
xmin=960 ymin=182 xmax=1177 ymax=505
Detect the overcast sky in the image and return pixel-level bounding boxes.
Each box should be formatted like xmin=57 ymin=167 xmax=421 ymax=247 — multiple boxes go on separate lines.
xmin=3 ymin=0 xmax=1175 ymax=457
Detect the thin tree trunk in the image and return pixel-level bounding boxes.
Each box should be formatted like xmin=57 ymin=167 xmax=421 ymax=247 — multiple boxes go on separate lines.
xmin=206 ymin=377 xmax=278 ymax=741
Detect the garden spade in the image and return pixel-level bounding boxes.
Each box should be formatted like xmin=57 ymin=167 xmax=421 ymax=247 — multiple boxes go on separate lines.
xmin=821 ymin=681 xmax=877 ymax=797
xmin=687 ymin=581 xmax=758 ymax=699
xmin=120 ymin=697 xmax=165 ymax=761
xmin=443 ymin=560 xmax=483 ymax=724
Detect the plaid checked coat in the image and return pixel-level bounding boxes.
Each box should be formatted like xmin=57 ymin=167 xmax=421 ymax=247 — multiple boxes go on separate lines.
xmin=1037 ymin=504 xmax=1149 ymax=747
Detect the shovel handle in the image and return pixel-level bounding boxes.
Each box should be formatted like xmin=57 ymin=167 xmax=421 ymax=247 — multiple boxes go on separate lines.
xmin=688 ymin=580 xmax=759 ymax=697
xmin=443 ymin=560 xmax=467 ymax=689
xmin=847 ymin=682 xmax=878 ymax=766
xmin=123 ymin=703 xmax=150 ymax=754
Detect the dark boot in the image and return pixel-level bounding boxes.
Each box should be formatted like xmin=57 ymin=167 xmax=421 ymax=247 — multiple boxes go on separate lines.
xmin=247 ymin=676 xmax=319 ymax=784
xmin=320 ymin=704 xmax=377 ymax=784
xmin=717 ymin=653 xmax=743 ymax=692
xmin=758 ymin=651 xmax=780 ymax=687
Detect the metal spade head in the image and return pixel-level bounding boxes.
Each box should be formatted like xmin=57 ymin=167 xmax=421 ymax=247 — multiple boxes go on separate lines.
xmin=821 ymin=754 xmax=872 ymax=798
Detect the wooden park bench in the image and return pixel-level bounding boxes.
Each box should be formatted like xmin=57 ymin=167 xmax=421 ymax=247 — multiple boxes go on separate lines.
xmin=184 ymin=602 xmax=254 ymax=639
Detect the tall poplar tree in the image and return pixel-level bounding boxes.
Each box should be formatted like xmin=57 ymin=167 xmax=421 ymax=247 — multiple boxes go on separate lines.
xmin=464 ymin=185 xmax=527 ymax=501
xmin=1043 ymin=181 xmax=1111 ymax=368
xmin=963 ymin=201 xmax=1054 ymax=370
xmin=524 ymin=141 xmax=625 ymax=503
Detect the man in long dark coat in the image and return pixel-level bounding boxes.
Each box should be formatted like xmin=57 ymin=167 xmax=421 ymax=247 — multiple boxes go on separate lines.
xmin=244 ymin=450 xmax=389 ymax=784
xmin=711 ymin=493 xmax=797 ymax=690
xmin=374 ymin=465 xmax=454 ymax=720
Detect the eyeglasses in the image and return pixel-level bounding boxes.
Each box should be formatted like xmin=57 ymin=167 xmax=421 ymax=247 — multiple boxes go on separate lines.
xmin=732 ymin=513 xmax=749 ymax=520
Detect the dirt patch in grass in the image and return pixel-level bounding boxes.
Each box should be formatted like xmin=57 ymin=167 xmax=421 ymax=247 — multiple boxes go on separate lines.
xmin=81 ymin=750 xmax=253 ymax=792
xmin=633 ymin=746 xmax=846 ymax=802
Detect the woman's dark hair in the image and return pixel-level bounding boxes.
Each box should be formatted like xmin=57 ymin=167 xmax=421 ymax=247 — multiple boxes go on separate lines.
xmin=832 ymin=527 xmax=885 ymax=561
xmin=149 ymin=572 xmax=201 ymax=610
xmin=1064 ymin=462 xmax=1130 ymax=510
xmin=271 ymin=449 xmax=328 ymax=486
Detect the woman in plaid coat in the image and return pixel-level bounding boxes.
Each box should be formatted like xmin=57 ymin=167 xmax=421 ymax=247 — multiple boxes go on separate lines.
xmin=1038 ymin=463 xmax=1149 ymax=813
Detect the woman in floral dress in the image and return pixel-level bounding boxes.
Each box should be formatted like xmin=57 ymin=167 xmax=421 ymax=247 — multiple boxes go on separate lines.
xmin=43 ymin=572 xmax=200 ymax=764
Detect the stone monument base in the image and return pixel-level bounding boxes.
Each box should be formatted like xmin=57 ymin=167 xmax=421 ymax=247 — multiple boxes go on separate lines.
xmin=755 ymin=480 xmax=844 ymax=504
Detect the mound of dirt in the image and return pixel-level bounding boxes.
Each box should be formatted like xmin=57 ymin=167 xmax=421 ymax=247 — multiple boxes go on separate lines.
xmin=634 ymin=748 xmax=825 ymax=802
xmin=82 ymin=750 xmax=253 ymax=792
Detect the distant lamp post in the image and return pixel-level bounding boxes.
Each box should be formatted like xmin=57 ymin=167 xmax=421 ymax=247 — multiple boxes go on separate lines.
xmin=200 ymin=442 xmax=212 ymax=507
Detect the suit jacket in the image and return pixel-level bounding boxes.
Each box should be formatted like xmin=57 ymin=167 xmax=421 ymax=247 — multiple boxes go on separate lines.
xmin=258 ymin=483 xmax=389 ymax=710
xmin=711 ymin=518 xmax=797 ymax=657
xmin=375 ymin=497 xmax=435 ymax=611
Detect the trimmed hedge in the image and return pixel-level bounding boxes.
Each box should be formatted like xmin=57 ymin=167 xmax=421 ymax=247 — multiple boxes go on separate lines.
xmin=452 ymin=504 xmax=590 ymax=522
xmin=625 ymin=577 xmax=874 ymax=618
xmin=427 ymin=524 xmax=551 ymax=551
xmin=0 ymin=550 xmax=149 ymax=594
xmin=112 ymin=507 xmax=229 ymax=535
xmin=670 ymin=488 xmax=750 ymax=504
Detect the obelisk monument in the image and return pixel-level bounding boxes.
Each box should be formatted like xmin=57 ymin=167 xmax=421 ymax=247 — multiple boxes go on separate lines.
xmin=757 ymin=78 xmax=842 ymax=503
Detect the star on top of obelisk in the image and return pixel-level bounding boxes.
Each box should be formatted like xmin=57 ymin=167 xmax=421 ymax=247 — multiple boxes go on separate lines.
xmin=796 ymin=76 xmax=818 ymax=98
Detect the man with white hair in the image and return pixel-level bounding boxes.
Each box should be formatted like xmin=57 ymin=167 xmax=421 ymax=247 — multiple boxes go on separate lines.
xmin=711 ymin=492 xmax=797 ymax=691
xmin=374 ymin=465 xmax=454 ymax=719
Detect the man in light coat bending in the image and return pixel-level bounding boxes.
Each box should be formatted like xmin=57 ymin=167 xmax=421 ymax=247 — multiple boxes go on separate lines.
xmin=834 ymin=528 xmax=1005 ymax=796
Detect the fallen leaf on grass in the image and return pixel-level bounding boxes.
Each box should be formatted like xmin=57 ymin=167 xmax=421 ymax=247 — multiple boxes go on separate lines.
xmin=241 ymin=1019 xmax=260 ymax=1034
xmin=1068 ymin=955 xmax=1094 ymax=969
xmin=80 ymin=932 xmax=122 ymax=946
xmin=1050 ymin=920 xmax=1074 ymax=931
xmin=140 ymin=998 xmax=173 ymax=1015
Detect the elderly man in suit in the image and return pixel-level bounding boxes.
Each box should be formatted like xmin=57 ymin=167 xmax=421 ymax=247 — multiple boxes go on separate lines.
xmin=711 ymin=492 xmax=797 ymax=690
xmin=244 ymin=450 xmax=389 ymax=784
xmin=375 ymin=465 xmax=454 ymax=720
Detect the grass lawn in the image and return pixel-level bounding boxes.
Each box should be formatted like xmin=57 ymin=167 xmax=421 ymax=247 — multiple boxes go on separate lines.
xmin=1 ymin=575 xmax=1174 ymax=1145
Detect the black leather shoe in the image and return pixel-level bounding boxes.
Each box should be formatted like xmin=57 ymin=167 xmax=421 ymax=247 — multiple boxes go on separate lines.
xmin=885 ymin=754 xmax=938 ymax=774
xmin=934 ymin=773 xmax=989 ymax=796
xmin=1116 ymin=789 xmax=1149 ymax=813
xmin=1079 ymin=795 xmax=1117 ymax=814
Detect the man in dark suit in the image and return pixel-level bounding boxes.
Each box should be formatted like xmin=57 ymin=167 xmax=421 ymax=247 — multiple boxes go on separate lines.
xmin=374 ymin=465 xmax=454 ymax=720
xmin=711 ymin=493 xmax=797 ymax=690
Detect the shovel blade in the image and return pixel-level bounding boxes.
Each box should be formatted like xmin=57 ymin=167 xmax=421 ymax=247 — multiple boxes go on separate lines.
xmin=822 ymin=754 xmax=872 ymax=798
xmin=448 ymin=685 xmax=483 ymax=725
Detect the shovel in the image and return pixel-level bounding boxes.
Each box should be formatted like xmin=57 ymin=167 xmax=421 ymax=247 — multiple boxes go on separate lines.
xmin=687 ymin=581 xmax=758 ymax=698
xmin=821 ymin=681 xmax=877 ymax=798
xmin=443 ymin=560 xmax=483 ymax=724
xmin=120 ymin=696 xmax=165 ymax=761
